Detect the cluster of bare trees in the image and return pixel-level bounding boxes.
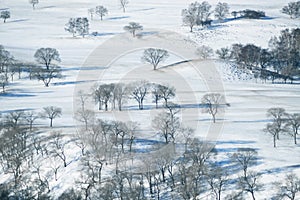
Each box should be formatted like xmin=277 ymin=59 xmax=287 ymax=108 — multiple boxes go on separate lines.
xmin=0 ymin=109 xmax=72 ymax=199
xmin=65 ymin=128 xmax=300 ymax=200
xmin=282 ymin=1 xmax=300 ymax=18
xmin=0 ymin=45 xmax=63 ymax=92
xmin=182 ymin=1 xmax=230 ymax=32
xmin=1 ymin=107 xmax=299 ymax=200
xmin=264 ymin=107 xmax=300 ymax=147
xmin=91 ymin=81 xmax=176 ymax=111
xmin=65 ymin=18 xmax=89 ymax=38
xmin=231 ymin=9 xmax=265 ymax=19
xmin=216 ymin=28 xmax=300 ymax=84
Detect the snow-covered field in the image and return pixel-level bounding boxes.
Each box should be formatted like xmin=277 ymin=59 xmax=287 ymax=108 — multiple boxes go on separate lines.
xmin=0 ymin=0 xmax=300 ymax=199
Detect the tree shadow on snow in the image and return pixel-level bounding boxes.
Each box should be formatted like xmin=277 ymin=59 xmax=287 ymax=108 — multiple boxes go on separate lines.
xmin=106 ymin=16 xmax=130 ymax=20
xmin=131 ymin=8 xmax=155 ymax=12
xmin=6 ymin=19 xmax=29 ymax=23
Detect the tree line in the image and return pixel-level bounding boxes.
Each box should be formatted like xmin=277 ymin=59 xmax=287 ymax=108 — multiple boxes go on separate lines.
xmin=0 ymin=45 xmax=63 ymax=92
xmin=216 ymin=28 xmax=300 ymax=83
xmin=0 ymin=105 xmax=299 ymax=199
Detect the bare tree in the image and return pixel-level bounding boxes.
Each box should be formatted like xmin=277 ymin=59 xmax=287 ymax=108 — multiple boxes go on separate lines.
xmin=75 ymin=17 xmax=89 ymax=38
xmin=282 ymin=1 xmax=300 ymax=19
xmin=88 ymin=8 xmax=95 ymax=20
xmin=153 ymin=112 xmax=179 ymax=144
xmin=40 ymin=106 xmax=62 ymax=127
xmin=196 ymin=45 xmax=214 ymax=59
xmin=237 ymin=171 xmax=262 ymax=200
xmin=75 ymin=109 xmax=95 ymax=131
xmin=0 ymin=45 xmax=14 ymax=73
xmin=231 ymin=149 xmax=258 ymax=179
xmin=206 ymin=166 xmax=228 ymax=200
xmin=110 ymin=121 xmax=129 ymax=153
xmin=65 ymin=18 xmax=77 ymax=37
xmin=157 ymin=84 xmax=175 ymax=106
xmin=93 ymin=84 xmax=113 ymax=111
xmin=120 ymin=0 xmax=129 ymax=13
xmin=231 ymin=149 xmax=261 ymax=200
xmin=152 ymin=108 xmax=180 ymax=144
xmin=264 ymin=122 xmax=281 ymax=148
xmin=214 ymin=2 xmax=230 ymax=21
xmin=0 ymin=127 xmax=31 ymax=187
xmin=4 ymin=110 xmax=25 ymax=128
xmin=274 ymin=173 xmax=300 ymax=200
xmin=201 ymin=93 xmax=226 ymax=123
xmin=151 ymin=83 xmax=163 ymax=109
xmin=29 ymin=0 xmax=39 ymax=10
xmin=130 ymin=80 xmax=149 ymax=110
xmin=32 ymin=65 xmax=63 ymax=87
xmin=49 ymin=155 xmax=61 ymax=181
xmin=124 ymin=22 xmax=143 ymax=37
xmin=95 ymin=6 xmax=108 ymax=21
xmin=34 ymin=48 xmax=61 ymax=70
xmin=216 ymin=47 xmax=231 ymax=60
xmin=179 ymin=126 xmax=194 ymax=152
xmin=113 ymin=83 xmax=129 ymax=111
xmin=24 ymin=111 xmax=39 ymax=131
xmin=182 ymin=7 xmax=197 ymax=32
xmin=0 ymin=10 xmax=10 ymax=23
xmin=142 ymin=48 xmax=169 ymax=70
xmin=184 ymin=139 xmax=214 ymax=198
xmin=49 ymin=132 xmax=68 ymax=167
xmin=266 ymin=107 xmax=287 ymax=140
xmin=0 ymin=73 xmax=8 ymax=92
xmin=284 ymin=113 xmax=300 ymax=144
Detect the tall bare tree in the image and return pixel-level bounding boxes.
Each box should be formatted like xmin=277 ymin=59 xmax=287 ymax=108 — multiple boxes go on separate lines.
xmin=141 ymin=48 xmax=169 ymax=70
xmin=130 ymin=80 xmax=149 ymax=110
xmin=120 ymin=0 xmax=129 ymax=13
xmin=34 ymin=48 xmax=61 ymax=70
xmin=206 ymin=166 xmax=228 ymax=200
xmin=95 ymin=6 xmax=108 ymax=21
xmin=113 ymin=83 xmax=129 ymax=111
xmin=274 ymin=173 xmax=300 ymax=200
xmin=29 ymin=0 xmax=39 ymax=10
xmin=214 ymin=2 xmax=230 ymax=20
xmin=231 ymin=149 xmax=261 ymax=200
xmin=182 ymin=6 xmax=197 ymax=32
xmin=201 ymin=93 xmax=226 ymax=123
xmin=0 ymin=10 xmax=10 ymax=23
xmin=284 ymin=113 xmax=300 ymax=144
xmin=40 ymin=106 xmax=62 ymax=127
xmin=32 ymin=65 xmax=63 ymax=87
xmin=124 ymin=22 xmax=143 ymax=37
xmin=266 ymin=107 xmax=287 ymax=139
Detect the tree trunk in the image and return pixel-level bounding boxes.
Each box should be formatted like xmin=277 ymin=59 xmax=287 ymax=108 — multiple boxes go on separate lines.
xmin=273 ymin=135 xmax=276 ymax=148
xmin=50 ymin=118 xmax=53 ymax=127
xmin=251 ymin=191 xmax=256 ymax=200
